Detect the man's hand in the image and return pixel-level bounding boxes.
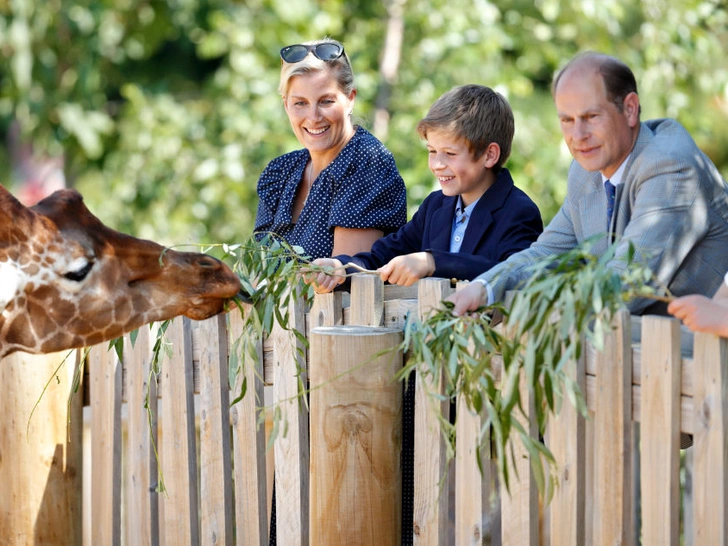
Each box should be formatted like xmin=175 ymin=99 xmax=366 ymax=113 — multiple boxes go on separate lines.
xmin=378 ymin=252 xmax=435 ymax=286
xmin=667 ymin=294 xmax=728 ymax=338
xmin=446 ymin=280 xmax=488 ymax=316
xmin=305 ymin=258 xmax=346 ymax=294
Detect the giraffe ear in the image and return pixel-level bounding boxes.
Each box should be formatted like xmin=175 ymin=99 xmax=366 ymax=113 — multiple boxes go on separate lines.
xmin=0 ymin=262 xmax=24 ymax=313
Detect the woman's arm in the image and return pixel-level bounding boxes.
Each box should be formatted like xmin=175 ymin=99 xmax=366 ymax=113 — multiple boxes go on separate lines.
xmin=331 ymin=227 xmax=384 ymax=256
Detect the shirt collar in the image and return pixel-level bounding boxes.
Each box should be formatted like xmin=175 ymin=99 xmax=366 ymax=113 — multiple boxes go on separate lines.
xmin=601 ymin=154 xmax=631 ymax=187
xmin=456 ymin=195 xmax=480 ymax=217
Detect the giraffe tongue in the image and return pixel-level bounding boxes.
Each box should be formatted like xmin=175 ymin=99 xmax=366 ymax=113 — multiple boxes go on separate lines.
xmin=235 ymin=287 xmax=253 ymax=304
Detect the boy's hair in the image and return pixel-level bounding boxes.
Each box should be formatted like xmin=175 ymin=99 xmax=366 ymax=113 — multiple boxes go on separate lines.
xmin=416 ymin=84 xmax=514 ymax=171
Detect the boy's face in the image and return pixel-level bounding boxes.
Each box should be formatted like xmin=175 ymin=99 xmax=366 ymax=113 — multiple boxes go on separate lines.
xmin=426 ymin=129 xmax=495 ymax=207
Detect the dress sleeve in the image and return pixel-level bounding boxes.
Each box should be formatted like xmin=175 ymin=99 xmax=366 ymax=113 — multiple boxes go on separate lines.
xmin=328 ymin=150 xmax=406 ymax=233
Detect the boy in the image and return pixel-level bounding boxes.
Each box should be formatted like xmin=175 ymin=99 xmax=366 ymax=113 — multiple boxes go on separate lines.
xmin=307 ymin=84 xmax=543 ymax=292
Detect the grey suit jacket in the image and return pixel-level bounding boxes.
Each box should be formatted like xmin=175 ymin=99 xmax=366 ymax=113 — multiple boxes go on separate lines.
xmin=475 ymin=118 xmax=728 ymax=314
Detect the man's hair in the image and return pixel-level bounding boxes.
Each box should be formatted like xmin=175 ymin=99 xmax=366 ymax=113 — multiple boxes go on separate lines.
xmin=416 ymin=85 xmax=514 ymax=171
xmin=552 ymin=52 xmax=639 ymax=114
xmin=278 ymin=38 xmax=355 ymax=97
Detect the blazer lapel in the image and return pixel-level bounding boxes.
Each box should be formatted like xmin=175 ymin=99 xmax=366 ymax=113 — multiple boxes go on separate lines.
xmin=428 ymin=196 xmax=457 ymax=251
xmin=459 ymin=169 xmax=514 ymax=254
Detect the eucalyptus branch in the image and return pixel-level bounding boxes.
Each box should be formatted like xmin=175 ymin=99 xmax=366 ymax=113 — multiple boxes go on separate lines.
xmin=397 ymin=238 xmax=673 ymax=498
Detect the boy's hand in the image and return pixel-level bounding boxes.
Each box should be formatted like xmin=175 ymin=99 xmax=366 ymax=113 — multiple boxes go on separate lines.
xmin=377 ymin=252 xmax=435 ymax=286
xmin=446 ymin=281 xmax=488 ymax=316
xmin=306 ymin=258 xmax=346 ymax=294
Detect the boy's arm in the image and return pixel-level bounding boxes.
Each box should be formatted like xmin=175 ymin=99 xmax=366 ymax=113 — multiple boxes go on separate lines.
xmin=337 ymin=197 xmax=429 ymax=272
xmin=428 ymin=203 xmax=543 ymax=281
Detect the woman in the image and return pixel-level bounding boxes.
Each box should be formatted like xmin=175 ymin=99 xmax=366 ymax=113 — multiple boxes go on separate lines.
xmin=254 ymin=38 xmax=407 ymax=259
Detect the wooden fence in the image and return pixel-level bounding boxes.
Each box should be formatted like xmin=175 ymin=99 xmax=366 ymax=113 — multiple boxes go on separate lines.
xmin=1 ymin=275 xmax=727 ymax=545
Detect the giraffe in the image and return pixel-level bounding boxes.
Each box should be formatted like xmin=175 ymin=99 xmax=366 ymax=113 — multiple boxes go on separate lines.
xmin=0 ymin=184 xmax=244 ymax=358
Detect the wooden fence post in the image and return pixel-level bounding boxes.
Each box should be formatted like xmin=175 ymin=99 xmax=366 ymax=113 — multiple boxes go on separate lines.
xmin=160 ymin=317 xmax=200 ymax=545
xmin=500 ymin=371 xmax=539 ymax=546
xmin=593 ymin=309 xmax=633 ymax=545
xmin=455 ymin=387 xmax=490 ymax=546
xmin=197 ymin=314 xmax=234 ymax=545
xmin=89 ymin=343 xmax=123 ymax=546
xmin=309 ymin=325 xmax=403 ymax=545
xmin=229 ymin=308 xmax=269 ymax=546
xmin=271 ymin=293 xmax=309 ymax=546
xmin=0 ymin=351 xmax=82 ymax=545
xmin=640 ymin=316 xmax=681 ymax=545
xmin=413 ymin=278 xmax=454 ymax=544
xmin=124 ymin=326 xmax=159 ymax=545
xmin=692 ymin=332 xmax=728 ymax=545
xmin=547 ymin=342 xmax=586 ymax=546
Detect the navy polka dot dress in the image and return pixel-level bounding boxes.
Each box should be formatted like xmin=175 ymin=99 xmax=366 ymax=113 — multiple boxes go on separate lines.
xmin=254 ymin=126 xmax=407 ymax=259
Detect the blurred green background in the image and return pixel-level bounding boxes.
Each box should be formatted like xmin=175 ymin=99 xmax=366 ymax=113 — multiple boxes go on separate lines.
xmin=1 ymin=0 xmax=726 ymax=247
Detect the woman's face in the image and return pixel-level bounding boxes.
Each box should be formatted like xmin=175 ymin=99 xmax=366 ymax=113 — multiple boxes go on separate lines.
xmin=283 ymin=70 xmax=356 ymax=159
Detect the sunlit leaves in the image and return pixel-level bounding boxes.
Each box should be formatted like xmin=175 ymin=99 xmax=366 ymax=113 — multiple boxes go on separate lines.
xmin=223 ymin=233 xmax=316 ymax=407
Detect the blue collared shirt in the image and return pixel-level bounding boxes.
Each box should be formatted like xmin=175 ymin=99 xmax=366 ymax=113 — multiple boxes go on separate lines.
xmin=450 ymin=196 xmax=480 ymax=252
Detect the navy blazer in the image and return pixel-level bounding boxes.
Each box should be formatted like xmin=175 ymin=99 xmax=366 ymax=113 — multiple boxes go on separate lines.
xmin=336 ymin=168 xmax=543 ymax=282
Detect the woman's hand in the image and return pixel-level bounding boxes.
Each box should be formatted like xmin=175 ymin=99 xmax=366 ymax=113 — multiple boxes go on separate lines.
xmin=377 ymin=252 xmax=435 ymax=286
xmin=305 ymin=258 xmax=347 ymax=294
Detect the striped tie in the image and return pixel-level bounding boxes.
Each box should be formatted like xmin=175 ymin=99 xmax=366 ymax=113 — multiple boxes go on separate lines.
xmin=605 ymin=180 xmax=616 ymax=231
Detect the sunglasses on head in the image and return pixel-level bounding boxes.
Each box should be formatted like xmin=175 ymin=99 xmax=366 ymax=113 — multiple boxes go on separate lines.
xmin=280 ymin=41 xmax=345 ymax=64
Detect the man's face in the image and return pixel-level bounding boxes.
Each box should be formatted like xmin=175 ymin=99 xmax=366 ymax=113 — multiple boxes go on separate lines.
xmin=555 ymin=67 xmax=639 ymax=179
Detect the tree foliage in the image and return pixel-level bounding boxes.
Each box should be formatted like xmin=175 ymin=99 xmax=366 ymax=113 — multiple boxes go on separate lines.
xmin=1 ymin=0 xmax=726 ymax=244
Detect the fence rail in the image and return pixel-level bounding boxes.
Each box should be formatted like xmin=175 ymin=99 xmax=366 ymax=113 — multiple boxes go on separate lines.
xmin=1 ymin=275 xmax=726 ymax=545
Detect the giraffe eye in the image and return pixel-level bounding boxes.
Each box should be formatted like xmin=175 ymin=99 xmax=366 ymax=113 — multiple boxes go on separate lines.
xmin=64 ymin=261 xmax=94 ymax=282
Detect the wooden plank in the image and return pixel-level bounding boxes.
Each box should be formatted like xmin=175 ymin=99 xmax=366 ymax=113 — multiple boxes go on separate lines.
xmin=640 ymin=316 xmax=681 ymax=545
xmin=692 ymin=332 xmax=728 ymax=545
xmin=500 ymin=372 xmax=538 ymax=546
xmin=197 ymin=314 xmax=234 ymax=545
xmin=586 ymin=344 xmax=694 ymax=399
xmin=455 ymin=394 xmax=485 ymax=545
xmin=90 ymin=344 xmax=122 ymax=546
xmin=593 ymin=310 xmax=633 ymax=545
xmin=383 ymin=298 xmax=419 ymax=330
xmin=229 ymin=309 xmax=268 ymax=546
xmin=0 ymin=350 xmax=83 ymax=545
xmin=308 ymin=291 xmax=343 ymax=331
xmin=271 ymin=295 xmax=309 ymax=545
xmin=585 ymin=411 xmax=595 ymax=545
xmin=309 ymin=326 xmax=403 ymax=544
xmin=160 ymin=317 xmax=200 ymax=545
xmin=349 ymin=274 xmax=384 ymax=326
xmin=125 ymin=326 xmax=159 ymax=545
xmin=412 ymin=278 xmax=453 ymax=545
xmin=343 ymin=298 xmax=417 ymax=328
xmin=547 ymin=349 xmax=586 ymax=546
xmin=383 ymin=282 xmax=420 ymax=301
xmin=584 ymin=378 xmax=696 ymax=434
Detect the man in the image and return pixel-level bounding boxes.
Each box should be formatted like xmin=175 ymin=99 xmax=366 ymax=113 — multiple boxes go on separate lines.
xmin=448 ymin=52 xmax=728 ymax=317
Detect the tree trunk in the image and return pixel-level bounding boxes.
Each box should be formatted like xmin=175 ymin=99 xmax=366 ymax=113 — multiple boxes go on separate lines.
xmin=373 ymin=0 xmax=407 ymax=141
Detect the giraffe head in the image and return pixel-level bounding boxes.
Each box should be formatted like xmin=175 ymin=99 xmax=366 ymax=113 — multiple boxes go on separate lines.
xmin=0 ymin=186 xmax=243 ymax=357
